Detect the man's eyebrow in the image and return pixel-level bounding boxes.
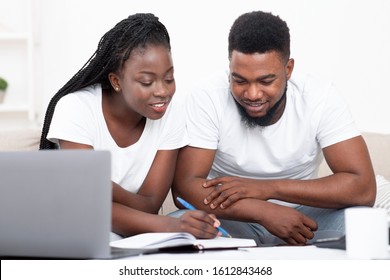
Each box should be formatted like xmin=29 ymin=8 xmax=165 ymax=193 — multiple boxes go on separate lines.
xmin=231 ymin=72 xmax=277 ymax=80
xmin=231 ymin=72 xmax=246 ymax=80
xmin=257 ymin=74 xmax=277 ymax=80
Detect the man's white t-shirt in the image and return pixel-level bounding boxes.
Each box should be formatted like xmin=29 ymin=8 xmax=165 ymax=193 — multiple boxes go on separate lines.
xmin=186 ymin=72 xmax=360 ymax=182
xmin=47 ymin=84 xmax=188 ymax=193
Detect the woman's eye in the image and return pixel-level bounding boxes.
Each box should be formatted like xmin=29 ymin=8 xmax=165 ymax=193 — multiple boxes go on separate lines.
xmin=140 ymin=81 xmax=153 ymax=86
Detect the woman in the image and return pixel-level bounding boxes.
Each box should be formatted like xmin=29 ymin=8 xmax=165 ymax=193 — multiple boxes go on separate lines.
xmin=39 ymin=13 xmax=220 ymax=240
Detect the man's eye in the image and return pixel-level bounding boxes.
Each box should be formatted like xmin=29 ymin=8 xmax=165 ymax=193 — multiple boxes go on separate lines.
xmin=234 ymin=79 xmax=246 ymax=85
xmin=165 ymin=78 xmax=175 ymax=84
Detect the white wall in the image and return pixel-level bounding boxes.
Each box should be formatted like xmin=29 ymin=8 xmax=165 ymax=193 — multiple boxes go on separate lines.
xmin=36 ymin=0 xmax=390 ymax=133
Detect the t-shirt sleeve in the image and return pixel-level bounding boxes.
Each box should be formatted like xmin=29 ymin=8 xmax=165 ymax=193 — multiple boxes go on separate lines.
xmin=317 ymin=83 xmax=360 ymax=148
xmin=157 ymin=97 xmax=189 ymax=150
xmin=185 ymin=86 xmax=220 ymax=149
xmin=47 ymin=94 xmax=95 ymax=146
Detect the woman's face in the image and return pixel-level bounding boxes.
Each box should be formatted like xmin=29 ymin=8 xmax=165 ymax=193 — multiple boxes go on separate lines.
xmin=111 ymin=44 xmax=175 ymax=120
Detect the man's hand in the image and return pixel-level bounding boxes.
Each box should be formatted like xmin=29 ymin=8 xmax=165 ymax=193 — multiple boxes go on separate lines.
xmin=259 ymin=203 xmax=318 ymax=245
xmin=203 ymin=176 xmax=270 ymax=209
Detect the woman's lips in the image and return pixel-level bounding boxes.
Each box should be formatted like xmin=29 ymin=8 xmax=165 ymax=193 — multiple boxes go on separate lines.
xmin=150 ymin=101 xmax=169 ymax=113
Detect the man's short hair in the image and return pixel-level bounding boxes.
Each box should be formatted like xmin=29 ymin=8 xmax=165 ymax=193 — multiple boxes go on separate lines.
xmin=228 ymin=11 xmax=290 ymax=61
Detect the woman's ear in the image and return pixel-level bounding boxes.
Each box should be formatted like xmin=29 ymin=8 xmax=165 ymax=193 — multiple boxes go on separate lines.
xmin=108 ymin=72 xmax=121 ymax=92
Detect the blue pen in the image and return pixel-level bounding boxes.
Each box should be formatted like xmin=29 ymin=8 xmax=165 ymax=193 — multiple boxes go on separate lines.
xmin=177 ymin=197 xmax=232 ymax=238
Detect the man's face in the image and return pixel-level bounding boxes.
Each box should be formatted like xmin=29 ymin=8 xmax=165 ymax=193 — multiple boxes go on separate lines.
xmin=229 ymin=50 xmax=294 ymax=127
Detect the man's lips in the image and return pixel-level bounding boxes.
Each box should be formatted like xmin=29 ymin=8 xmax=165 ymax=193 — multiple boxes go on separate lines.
xmin=242 ymin=100 xmax=269 ymax=113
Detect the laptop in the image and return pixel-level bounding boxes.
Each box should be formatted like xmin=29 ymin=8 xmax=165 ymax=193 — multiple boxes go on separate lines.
xmin=0 ymin=150 xmax=147 ymax=259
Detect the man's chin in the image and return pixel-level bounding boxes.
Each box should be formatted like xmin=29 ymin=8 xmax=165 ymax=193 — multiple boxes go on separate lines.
xmin=245 ymin=110 xmax=267 ymax=119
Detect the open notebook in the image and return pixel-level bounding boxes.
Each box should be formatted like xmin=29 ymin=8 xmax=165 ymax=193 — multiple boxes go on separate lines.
xmin=110 ymin=232 xmax=257 ymax=250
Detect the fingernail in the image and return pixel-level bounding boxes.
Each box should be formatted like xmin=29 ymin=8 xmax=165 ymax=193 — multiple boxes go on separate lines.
xmin=220 ymin=204 xmax=224 ymax=209
xmin=204 ymin=198 xmax=209 ymax=204
xmin=210 ymin=203 xmax=216 ymax=209
xmin=213 ymin=219 xmax=221 ymax=227
xmin=217 ymin=231 xmax=222 ymax=237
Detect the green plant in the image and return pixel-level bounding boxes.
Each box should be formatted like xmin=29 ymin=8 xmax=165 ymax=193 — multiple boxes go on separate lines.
xmin=0 ymin=77 xmax=8 ymax=91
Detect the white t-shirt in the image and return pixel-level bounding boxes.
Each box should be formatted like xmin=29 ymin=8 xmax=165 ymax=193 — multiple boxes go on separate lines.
xmin=186 ymin=72 xmax=360 ymax=181
xmin=47 ymin=84 xmax=188 ymax=193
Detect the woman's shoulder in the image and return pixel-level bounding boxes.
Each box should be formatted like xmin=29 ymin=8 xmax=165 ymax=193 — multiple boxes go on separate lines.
xmin=57 ymin=84 xmax=101 ymax=108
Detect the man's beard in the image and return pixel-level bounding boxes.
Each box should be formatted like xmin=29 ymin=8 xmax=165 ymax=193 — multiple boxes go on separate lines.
xmin=233 ymin=86 xmax=287 ymax=128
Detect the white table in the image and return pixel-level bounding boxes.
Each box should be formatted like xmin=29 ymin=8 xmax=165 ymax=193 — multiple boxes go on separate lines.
xmin=122 ymin=244 xmax=390 ymax=260
xmin=122 ymin=245 xmax=349 ymax=260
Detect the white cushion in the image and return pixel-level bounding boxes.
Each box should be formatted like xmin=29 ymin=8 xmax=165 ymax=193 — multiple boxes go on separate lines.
xmin=374 ymin=175 xmax=390 ymax=216
xmin=0 ymin=129 xmax=40 ymax=151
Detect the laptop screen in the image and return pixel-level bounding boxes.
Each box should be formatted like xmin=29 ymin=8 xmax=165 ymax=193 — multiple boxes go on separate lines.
xmin=0 ymin=150 xmax=112 ymax=259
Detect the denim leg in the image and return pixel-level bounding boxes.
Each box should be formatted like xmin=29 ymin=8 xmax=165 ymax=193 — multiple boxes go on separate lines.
xmin=168 ymin=206 xmax=361 ymax=244
xmin=295 ymin=205 xmax=374 ymax=242
xmin=168 ymin=209 xmax=275 ymax=245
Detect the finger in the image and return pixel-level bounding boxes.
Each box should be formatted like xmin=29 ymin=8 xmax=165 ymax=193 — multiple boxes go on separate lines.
xmin=184 ymin=211 xmax=220 ymax=238
xmin=294 ymin=232 xmax=309 ymax=245
xmin=210 ymin=193 xmax=231 ymax=209
xmin=219 ymin=192 xmax=242 ymax=208
xmin=208 ymin=214 xmax=221 ymax=227
xmin=209 ymin=194 xmax=228 ymax=209
xmin=203 ymin=177 xmax=226 ymax=188
xmin=300 ymin=226 xmax=315 ymax=240
xmin=284 ymin=237 xmax=299 ymax=245
xmin=204 ymin=190 xmax=222 ymax=205
xmin=189 ymin=210 xmax=222 ymax=229
xmin=287 ymin=234 xmax=307 ymax=245
xmin=303 ymin=216 xmax=318 ymax=232
xmin=204 ymin=184 xmax=226 ymax=204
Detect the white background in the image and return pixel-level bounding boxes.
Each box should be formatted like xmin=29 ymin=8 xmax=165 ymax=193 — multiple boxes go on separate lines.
xmin=3 ymin=0 xmax=390 ymax=133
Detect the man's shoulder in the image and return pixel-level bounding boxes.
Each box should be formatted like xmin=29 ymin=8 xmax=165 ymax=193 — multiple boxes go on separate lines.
xmin=289 ymin=73 xmax=334 ymax=96
xmin=194 ymin=71 xmax=229 ymax=92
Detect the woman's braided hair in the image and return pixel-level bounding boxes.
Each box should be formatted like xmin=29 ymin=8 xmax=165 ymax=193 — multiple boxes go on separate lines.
xmin=39 ymin=13 xmax=171 ymax=149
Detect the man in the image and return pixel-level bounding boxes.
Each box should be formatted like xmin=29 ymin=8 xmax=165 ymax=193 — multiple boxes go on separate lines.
xmin=172 ymin=11 xmax=376 ymax=245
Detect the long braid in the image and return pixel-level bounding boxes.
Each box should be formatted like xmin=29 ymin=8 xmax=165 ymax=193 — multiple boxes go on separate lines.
xmin=39 ymin=13 xmax=170 ymax=149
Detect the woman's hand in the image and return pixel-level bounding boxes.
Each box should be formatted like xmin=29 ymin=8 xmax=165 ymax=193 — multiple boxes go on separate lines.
xmin=203 ymin=176 xmax=270 ymax=209
xmin=166 ymin=210 xmax=222 ymax=239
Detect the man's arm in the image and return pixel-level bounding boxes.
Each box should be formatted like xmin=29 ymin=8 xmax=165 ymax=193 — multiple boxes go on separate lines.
xmin=172 ymin=146 xmax=302 ymax=219
xmin=172 ymin=146 xmax=221 ymax=212
xmin=172 ymin=146 xmax=318 ymax=244
xmin=202 ymin=136 xmax=376 ymax=209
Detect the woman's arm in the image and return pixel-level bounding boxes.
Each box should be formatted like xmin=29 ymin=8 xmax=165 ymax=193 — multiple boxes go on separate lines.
xmin=59 ymin=139 xmax=175 ymax=214
xmin=112 ymin=149 xmax=178 ymax=214
xmin=58 ymin=139 xmax=220 ymax=238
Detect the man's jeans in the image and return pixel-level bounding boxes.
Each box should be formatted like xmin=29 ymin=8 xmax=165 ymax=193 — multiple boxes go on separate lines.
xmin=168 ymin=205 xmax=364 ymax=245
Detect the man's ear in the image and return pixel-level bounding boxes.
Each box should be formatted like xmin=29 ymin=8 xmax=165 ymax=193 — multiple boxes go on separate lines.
xmin=108 ymin=72 xmax=121 ymax=92
xmin=285 ymin=58 xmax=294 ymax=80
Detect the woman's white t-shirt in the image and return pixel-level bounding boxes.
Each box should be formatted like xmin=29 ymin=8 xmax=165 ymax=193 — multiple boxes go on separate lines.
xmin=47 ymin=84 xmax=188 ymax=193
